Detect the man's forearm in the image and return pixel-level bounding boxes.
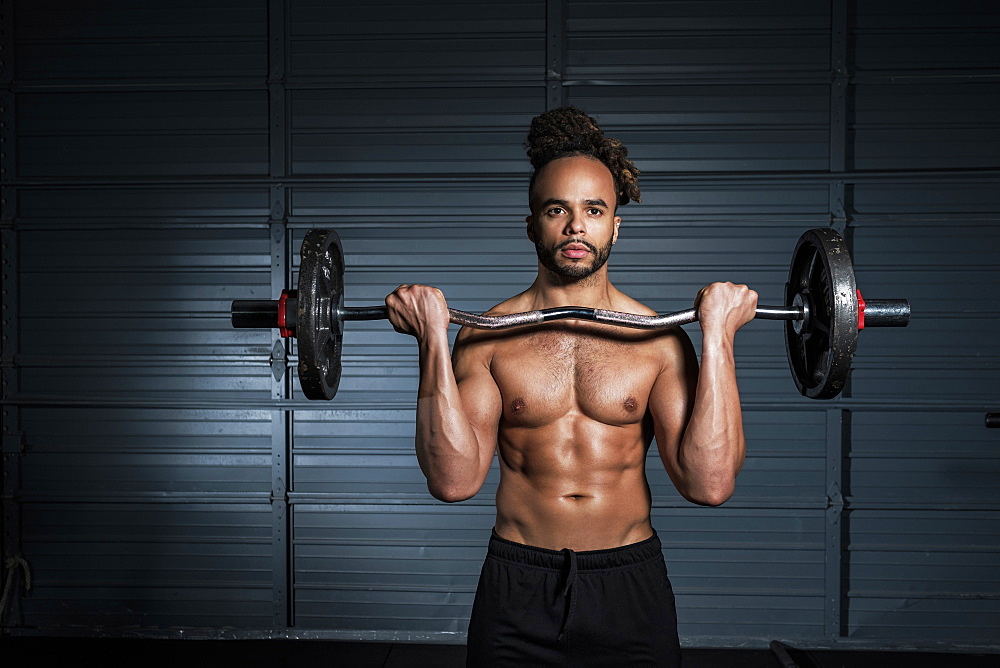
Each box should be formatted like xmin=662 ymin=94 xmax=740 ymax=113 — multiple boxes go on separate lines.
xmin=414 ymin=333 xmax=485 ymax=501
xmin=676 ymin=331 xmax=746 ymax=505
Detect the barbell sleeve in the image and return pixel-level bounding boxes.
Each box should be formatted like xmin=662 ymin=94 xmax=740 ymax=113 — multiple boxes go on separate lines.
xmin=231 ymin=299 xmax=285 ymax=329
xmin=861 ymin=299 xmax=911 ymax=328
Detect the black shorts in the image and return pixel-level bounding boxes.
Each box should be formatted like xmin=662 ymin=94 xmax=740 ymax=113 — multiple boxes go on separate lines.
xmin=466 ymin=530 xmax=680 ymax=667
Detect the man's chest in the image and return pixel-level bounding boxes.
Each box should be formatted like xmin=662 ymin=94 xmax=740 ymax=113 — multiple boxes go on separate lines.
xmin=488 ymin=329 xmax=661 ymax=427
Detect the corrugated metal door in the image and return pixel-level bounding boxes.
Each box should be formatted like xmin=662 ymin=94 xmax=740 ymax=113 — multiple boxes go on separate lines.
xmin=2 ymin=0 xmax=997 ymax=651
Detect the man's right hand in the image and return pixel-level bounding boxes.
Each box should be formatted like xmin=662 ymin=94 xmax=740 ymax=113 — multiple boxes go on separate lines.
xmin=693 ymin=281 xmax=758 ymax=340
xmin=384 ymin=284 xmax=451 ymax=341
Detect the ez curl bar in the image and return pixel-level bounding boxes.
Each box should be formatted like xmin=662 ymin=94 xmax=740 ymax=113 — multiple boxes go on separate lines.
xmin=232 ymin=228 xmax=910 ymax=401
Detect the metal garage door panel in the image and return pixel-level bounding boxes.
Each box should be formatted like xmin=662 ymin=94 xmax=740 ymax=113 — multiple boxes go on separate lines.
xmin=657 ymin=507 xmax=827 ymax=642
xmin=290 ymin=88 xmax=543 ymax=176
xmin=569 ymin=85 xmax=830 ymax=173
xmin=18 ymin=502 xmax=275 ymax=628
xmin=17 ymin=227 xmax=273 ymax=402
xmin=292 ymin=504 xmax=494 ymax=634
xmin=648 ymin=410 xmax=827 ymax=507
xmin=847 ymin=510 xmax=1000 ymax=642
xmin=851 ymin=412 xmax=999 ymax=507
xmin=14 ymin=0 xmax=267 ymax=83
xmin=17 ymin=92 xmax=269 ymax=178
xmin=289 ymin=0 xmax=544 ymax=82
xmin=853 ymin=1 xmax=1000 ymax=73
xmin=566 ymin=0 xmax=830 ymax=80
xmin=852 ymin=84 xmax=1000 ymax=171
xmin=16 ymin=188 xmax=271 ymax=221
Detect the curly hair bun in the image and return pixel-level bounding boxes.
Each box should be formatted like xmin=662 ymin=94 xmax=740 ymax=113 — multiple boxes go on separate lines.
xmin=526 ymin=107 xmax=641 ymax=206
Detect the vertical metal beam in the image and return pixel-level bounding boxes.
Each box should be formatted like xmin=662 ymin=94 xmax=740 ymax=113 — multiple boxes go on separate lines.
xmin=269 ymin=406 xmax=290 ymax=629
xmin=824 ymin=0 xmax=851 ymax=644
xmin=546 ymin=0 xmax=566 ymax=110
xmin=0 ymin=0 xmax=14 ymax=183
xmin=0 ymin=0 xmax=23 ymax=627
xmin=825 ymin=408 xmax=849 ymax=640
xmin=829 ymin=0 xmax=848 ymax=172
xmin=269 ymin=219 xmax=290 ymax=632
xmin=268 ymin=0 xmax=292 ymax=631
xmin=1 ymin=225 xmax=21 ymax=628
xmin=829 ymin=0 xmax=849 ymax=238
xmin=0 ymin=0 xmax=11 ymax=89
xmin=829 ymin=179 xmax=846 ymax=237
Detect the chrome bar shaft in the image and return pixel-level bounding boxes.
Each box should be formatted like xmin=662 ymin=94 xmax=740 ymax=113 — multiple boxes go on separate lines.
xmin=338 ymin=303 xmax=803 ymax=331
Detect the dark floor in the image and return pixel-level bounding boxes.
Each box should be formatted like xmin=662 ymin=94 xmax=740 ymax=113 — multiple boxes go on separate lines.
xmin=3 ymin=638 xmax=998 ymax=667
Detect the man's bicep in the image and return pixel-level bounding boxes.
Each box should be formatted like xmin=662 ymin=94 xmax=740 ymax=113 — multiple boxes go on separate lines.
xmin=649 ymin=331 xmax=698 ymax=472
xmin=452 ymin=336 xmax=502 ymax=458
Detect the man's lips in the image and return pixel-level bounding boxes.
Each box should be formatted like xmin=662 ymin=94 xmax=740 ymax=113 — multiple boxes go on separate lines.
xmin=559 ymin=242 xmax=592 ymax=259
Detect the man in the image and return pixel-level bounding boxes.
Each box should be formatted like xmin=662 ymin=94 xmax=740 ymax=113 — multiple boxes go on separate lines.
xmin=385 ymin=107 xmax=757 ymax=666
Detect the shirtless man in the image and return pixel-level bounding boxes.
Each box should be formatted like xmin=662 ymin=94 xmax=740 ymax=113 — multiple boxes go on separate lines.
xmin=385 ymin=107 xmax=758 ymax=667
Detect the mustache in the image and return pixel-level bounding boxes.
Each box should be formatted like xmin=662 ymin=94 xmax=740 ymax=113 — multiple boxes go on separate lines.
xmin=553 ymin=239 xmax=599 ymax=253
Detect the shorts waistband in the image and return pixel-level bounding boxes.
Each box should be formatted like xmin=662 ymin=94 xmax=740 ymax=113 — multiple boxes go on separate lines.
xmin=487 ymin=529 xmax=662 ymax=571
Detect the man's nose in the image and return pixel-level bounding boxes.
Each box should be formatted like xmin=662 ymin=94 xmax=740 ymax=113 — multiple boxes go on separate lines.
xmin=563 ymin=210 xmax=586 ymax=235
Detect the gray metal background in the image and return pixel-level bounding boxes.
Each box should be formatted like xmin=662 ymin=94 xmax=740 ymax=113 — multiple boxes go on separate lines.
xmin=2 ymin=0 xmax=998 ymax=652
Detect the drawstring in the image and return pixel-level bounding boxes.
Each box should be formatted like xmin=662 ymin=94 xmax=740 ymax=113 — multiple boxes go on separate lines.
xmin=557 ymin=548 xmax=578 ymax=641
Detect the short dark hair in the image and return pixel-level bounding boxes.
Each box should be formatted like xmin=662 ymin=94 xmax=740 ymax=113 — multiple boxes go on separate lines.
xmin=525 ymin=106 xmax=641 ymax=208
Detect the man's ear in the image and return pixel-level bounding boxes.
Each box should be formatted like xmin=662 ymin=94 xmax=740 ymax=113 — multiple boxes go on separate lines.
xmin=612 ymin=216 xmax=621 ymax=245
xmin=525 ymin=214 xmax=536 ymax=243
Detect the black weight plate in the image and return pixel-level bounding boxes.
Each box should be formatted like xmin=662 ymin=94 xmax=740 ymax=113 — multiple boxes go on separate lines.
xmin=297 ymin=229 xmax=345 ymax=400
xmin=784 ymin=228 xmax=858 ymax=399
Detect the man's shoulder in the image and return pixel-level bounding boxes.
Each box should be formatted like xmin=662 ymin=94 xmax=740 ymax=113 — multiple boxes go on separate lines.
xmin=452 ymin=293 xmax=527 ymax=349
xmin=481 ymin=291 xmax=534 ymax=317
xmin=609 ymin=290 xmax=658 ymax=317
xmin=608 ymin=290 xmax=695 ymax=355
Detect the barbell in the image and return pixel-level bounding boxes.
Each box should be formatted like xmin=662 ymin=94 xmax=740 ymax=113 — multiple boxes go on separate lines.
xmin=232 ymin=228 xmax=910 ymax=401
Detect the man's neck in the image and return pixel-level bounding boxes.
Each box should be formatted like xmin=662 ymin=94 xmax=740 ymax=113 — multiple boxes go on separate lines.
xmin=524 ymin=265 xmax=617 ymax=309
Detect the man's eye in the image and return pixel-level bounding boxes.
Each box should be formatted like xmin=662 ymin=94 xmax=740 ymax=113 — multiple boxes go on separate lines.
xmin=588 ymin=208 xmax=602 ymax=215
xmin=547 ymin=207 xmax=564 ymax=215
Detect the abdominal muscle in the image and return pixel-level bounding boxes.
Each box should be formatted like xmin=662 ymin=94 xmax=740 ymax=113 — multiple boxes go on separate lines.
xmin=493 ymin=420 xmax=655 ymax=551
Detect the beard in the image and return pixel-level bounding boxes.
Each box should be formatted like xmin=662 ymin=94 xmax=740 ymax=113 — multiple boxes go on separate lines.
xmin=534 ymin=236 xmax=614 ymax=280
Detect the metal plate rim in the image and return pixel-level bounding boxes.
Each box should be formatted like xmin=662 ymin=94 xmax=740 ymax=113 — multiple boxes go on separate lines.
xmin=784 ymin=227 xmax=858 ymax=400
xmin=297 ymin=228 xmax=345 ymax=401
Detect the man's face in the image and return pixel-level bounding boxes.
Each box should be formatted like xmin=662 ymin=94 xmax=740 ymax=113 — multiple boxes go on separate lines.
xmin=526 ymin=155 xmax=621 ymax=281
